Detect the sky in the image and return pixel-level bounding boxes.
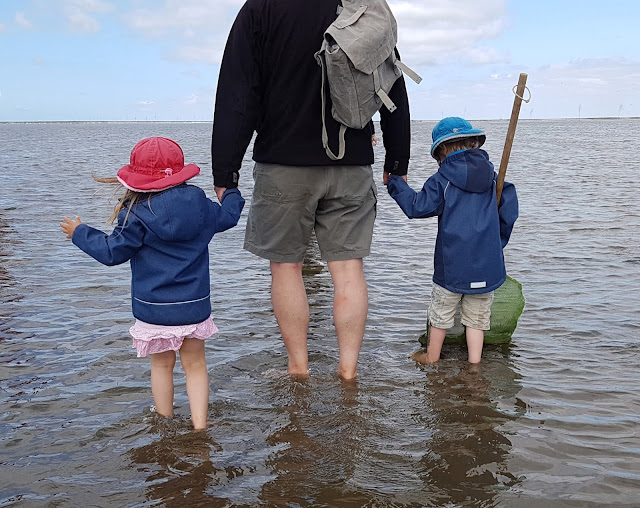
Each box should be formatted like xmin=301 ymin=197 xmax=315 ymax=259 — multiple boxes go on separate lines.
xmin=1 ymin=0 xmax=639 ymax=122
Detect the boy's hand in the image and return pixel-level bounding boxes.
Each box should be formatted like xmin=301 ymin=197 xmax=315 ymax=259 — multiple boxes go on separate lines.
xmin=383 ymin=171 xmax=407 ymax=185
xmin=60 ymin=216 xmax=82 ymax=239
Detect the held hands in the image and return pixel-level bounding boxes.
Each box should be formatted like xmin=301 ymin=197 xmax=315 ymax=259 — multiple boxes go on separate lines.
xmin=383 ymin=171 xmax=407 ymax=186
xmin=60 ymin=216 xmax=82 ymax=239
xmin=214 ymin=186 xmax=227 ymax=203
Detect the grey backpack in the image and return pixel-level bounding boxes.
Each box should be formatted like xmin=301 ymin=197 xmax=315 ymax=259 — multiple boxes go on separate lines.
xmin=315 ymin=0 xmax=422 ymax=160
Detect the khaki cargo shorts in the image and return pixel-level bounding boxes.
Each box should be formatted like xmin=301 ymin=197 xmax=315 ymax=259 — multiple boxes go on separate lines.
xmin=244 ymin=163 xmax=377 ymax=263
xmin=428 ymin=283 xmax=494 ymax=331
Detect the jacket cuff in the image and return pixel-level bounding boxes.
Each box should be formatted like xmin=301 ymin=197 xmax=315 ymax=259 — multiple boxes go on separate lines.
xmin=384 ymin=157 xmax=409 ymax=176
xmin=213 ymin=169 xmax=240 ymax=189
xmin=220 ymin=188 xmax=242 ymax=202
xmin=71 ymin=223 xmax=87 ymax=246
xmin=386 ymin=174 xmax=405 ymax=193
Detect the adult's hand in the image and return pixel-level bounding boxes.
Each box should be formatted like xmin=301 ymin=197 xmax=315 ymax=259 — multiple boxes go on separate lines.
xmin=383 ymin=171 xmax=407 ymax=185
xmin=214 ymin=186 xmax=227 ymax=203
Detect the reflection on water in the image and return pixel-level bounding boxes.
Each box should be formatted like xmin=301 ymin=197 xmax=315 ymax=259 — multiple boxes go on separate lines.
xmin=0 ymin=216 xmax=22 ymax=337
xmin=128 ymin=423 xmax=233 ymax=507
xmin=122 ymin=359 xmax=523 ymax=507
xmin=258 ymin=379 xmax=364 ymax=506
xmin=418 ymin=362 xmax=521 ymax=506
xmin=1 ymin=120 xmax=639 ymax=506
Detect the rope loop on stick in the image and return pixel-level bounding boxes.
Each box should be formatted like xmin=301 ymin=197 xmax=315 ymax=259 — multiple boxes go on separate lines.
xmin=512 ymin=85 xmax=532 ymax=103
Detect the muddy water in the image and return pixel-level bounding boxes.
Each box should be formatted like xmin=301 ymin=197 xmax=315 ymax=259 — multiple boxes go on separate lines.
xmin=1 ymin=119 xmax=639 ymax=507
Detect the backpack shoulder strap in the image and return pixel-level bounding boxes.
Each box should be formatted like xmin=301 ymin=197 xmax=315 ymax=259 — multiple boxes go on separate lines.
xmin=395 ymin=59 xmax=423 ymax=84
xmin=318 ymin=47 xmax=347 ymax=160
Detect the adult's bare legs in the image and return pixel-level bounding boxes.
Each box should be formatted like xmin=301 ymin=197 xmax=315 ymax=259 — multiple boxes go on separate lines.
xmin=179 ymin=337 xmax=209 ymax=430
xmin=328 ymin=258 xmax=368 ymax=380
xmin=270 ymin=261 xmax=310 ymax=376
xmin=150 ymin=350 xmax=176 ymax=418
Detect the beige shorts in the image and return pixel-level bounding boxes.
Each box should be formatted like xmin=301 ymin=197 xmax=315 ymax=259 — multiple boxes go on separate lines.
xmin=244 ymin=163 xmax=377 ymax=262
xmin=428 ymin=283 xmax=494 ymax=331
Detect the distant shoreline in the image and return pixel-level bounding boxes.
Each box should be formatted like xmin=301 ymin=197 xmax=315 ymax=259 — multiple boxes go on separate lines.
xmin=1 ymin=117 xmax=639 ymax=125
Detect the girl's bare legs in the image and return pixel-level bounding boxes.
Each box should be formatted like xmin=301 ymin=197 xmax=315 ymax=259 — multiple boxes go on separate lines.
xmin=412 ymin=326 xmax=447 ymax=364
xmin=466 ymin=328 xmax=484 ymax=364
xmin=150 ymin=350 xmax=176 ymax=418
xmin=179 ymin=338 xmax=209 ymax=430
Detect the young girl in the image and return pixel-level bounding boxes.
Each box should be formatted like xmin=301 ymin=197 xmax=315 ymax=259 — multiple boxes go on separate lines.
xmin=60 ymin=136 xmax=245 ymax=429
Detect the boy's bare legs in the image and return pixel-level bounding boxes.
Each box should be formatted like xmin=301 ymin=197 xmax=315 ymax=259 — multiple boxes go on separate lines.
xmin=328 ymin=258 xmax=367 ymax=380
xmin=179 ymin=338 xmax=209 ymax=430
xmin=412 ymin=326 xmax=447 ymax=364
xmin=270 ymin=261 xmax=310 ymax=376
xmin=466 ymin=328 xmax=484 ymax=364
xmin=150 ymin=350 xmax=176 ymax=418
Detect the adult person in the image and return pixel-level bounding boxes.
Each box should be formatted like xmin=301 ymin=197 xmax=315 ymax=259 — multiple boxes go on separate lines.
xmin=211 ymin=0 xmax=411 ymax=380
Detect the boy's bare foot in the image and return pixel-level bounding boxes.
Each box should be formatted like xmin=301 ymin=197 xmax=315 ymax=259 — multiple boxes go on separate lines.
xmin=290 ymin=371 xmax=310 ymax=382
xmin=411 ymin=350 xmax=438 ymax=365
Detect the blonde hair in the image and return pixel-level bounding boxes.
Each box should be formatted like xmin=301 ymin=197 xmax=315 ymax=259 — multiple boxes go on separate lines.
xmin=435 ymin=136 xmax=483 ymax=165
xmin=93 ymin=176 xmax=156 ymax=225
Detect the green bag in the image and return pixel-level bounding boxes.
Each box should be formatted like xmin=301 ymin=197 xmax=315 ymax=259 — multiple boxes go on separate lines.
xmin=419 ymin=276 xmax=525 ymax=346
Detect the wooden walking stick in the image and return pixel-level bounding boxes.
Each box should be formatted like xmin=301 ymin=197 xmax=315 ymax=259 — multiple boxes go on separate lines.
xmin=496 ymin=73 xmax=529 ymax=206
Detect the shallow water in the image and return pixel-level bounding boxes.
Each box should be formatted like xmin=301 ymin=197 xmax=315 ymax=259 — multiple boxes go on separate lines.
xmin=1 ymin=119 xmax=639 ymax=507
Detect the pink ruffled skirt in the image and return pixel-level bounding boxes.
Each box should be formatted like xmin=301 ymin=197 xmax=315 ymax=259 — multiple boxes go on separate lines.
xmin=129 ymin=317 xmax=218 ymax=357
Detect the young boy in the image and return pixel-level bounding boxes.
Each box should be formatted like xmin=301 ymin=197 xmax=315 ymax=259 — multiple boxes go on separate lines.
xmin=387 ymin=117 xmax=518 ymax=364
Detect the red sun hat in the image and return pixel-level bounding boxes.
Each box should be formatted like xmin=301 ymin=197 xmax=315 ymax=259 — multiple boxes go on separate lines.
xmin=117 ymin=137 xmax=201 ymax=192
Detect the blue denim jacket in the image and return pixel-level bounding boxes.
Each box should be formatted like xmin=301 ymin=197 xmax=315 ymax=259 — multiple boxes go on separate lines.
xmin=73 ymin=184 xmax=245 ymax=325
xmin=387 ymin=149 xmax=518 ymax=294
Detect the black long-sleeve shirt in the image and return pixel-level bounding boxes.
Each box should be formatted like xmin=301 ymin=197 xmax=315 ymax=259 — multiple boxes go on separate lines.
xmin=211 ymin=0 xmax=411 ymax=189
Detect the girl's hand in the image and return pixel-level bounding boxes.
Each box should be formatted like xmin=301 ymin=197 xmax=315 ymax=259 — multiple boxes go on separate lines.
xmin=60 ymin=216 xmax=82 ymax=239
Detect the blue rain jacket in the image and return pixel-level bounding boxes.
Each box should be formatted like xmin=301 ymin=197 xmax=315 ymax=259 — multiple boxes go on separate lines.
xmin=72 ymin=184 xmax=245 ymax=325
xmin=387 ymin=149 xmax=518 ymax=294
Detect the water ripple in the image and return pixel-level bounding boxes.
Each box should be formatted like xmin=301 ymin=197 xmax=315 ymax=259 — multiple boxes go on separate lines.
xmin=1 ymin=120 xmax=639 ymax=506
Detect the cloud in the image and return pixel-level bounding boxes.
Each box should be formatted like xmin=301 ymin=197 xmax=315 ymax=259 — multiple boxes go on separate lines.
xmin=389 ymin=0 xmax=509 ymax=66
xmin=409 ymin=57 xmax=640 ymax=120
xmin=174 ymin=40 xmax=227 ymax=65
xmin=529 ymin=59 xmax=640 ymax=117
xmin=0 ymin=22 xmax=6 ymax=33
xmin=122 ymin=0 xmax=244 ymax=64
xmin=120 ymin=0 xmax=509 ymax=68
xmin=15 ymin=12 xmax=34 ymax=30
xmin=139 ymin=100 xmax=155 ymax=105
xmin=123 ymin=0 xmax=243 ymax=34
xmin=536 ymin=58 xmax=640 ymax=93
xmin=62 ymin=0 xmax=114 ymax=33
xmin=467 ymin=46 xmax=509 ymax=65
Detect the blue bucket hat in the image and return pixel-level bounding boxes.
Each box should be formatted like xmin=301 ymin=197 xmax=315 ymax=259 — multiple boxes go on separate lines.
xmin=430 ymin=117 xmax=486 ymax=158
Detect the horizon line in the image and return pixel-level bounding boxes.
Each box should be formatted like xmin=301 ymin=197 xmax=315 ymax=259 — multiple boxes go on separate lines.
xmin=2 ymin=116 xmax=639 ymax=125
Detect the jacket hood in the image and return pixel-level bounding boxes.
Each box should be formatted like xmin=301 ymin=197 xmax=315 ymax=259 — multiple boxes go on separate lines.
xmin=437 ymin=149 xmax=495 ymax=193
xmin=130 ymin=184 xmax=206 ymax=242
